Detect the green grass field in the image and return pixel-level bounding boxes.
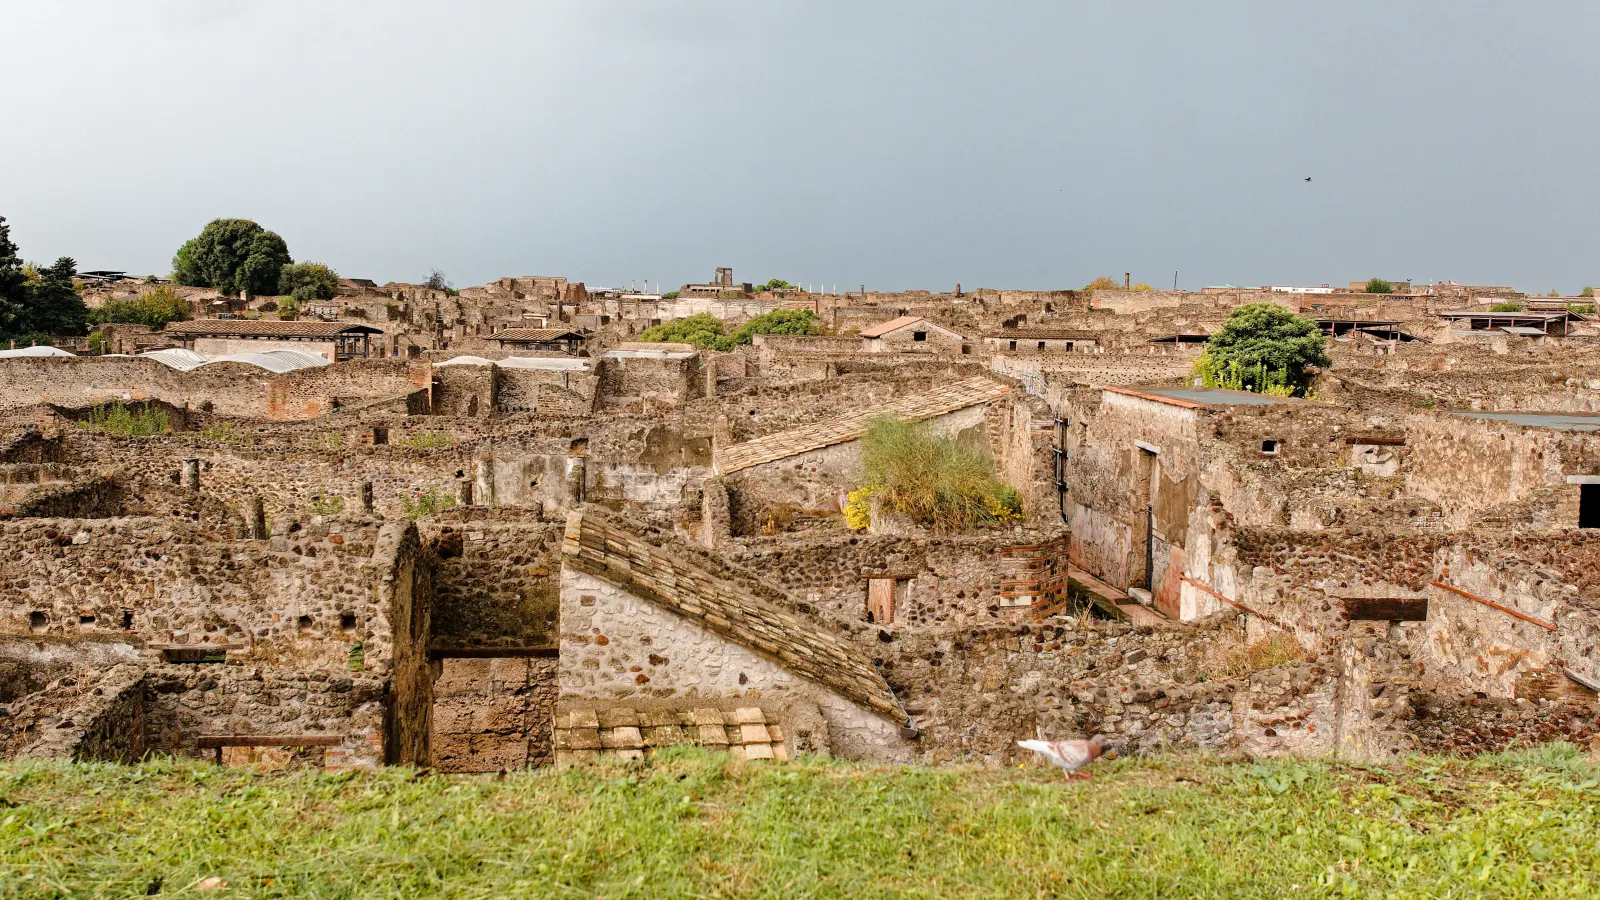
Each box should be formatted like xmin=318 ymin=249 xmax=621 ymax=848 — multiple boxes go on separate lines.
xmin=4 ymin=745 xmax=1599 ymax=899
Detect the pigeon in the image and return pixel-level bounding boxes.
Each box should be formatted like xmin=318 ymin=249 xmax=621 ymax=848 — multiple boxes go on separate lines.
xmin=1304 ymin=176 xmax=1312 ymax=182
xmin=1018 ymin=735 xmax=1108 ymax=780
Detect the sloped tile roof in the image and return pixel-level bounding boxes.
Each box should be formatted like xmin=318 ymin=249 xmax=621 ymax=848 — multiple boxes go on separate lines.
xmin=714 ymin=375 xmax=1011 ymax=474
xmin=164 ymin=320 xmax=382 ymax=337
xmin=562 ymin=509 xmax=910 ymax=727
xmin=858 ymin=315 xmax=926 ymax=338
xmin=489 ymin=328 xmax=588 ymax=342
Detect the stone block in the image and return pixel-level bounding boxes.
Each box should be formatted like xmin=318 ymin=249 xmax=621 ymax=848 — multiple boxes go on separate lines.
xmin=597 ymin=708 xmax=639 ymax=729
xmin=601 ymin=726 xmax=644 ymax=749
xmin=739 ymin=724 xmax=772 ymax=744
xmin=743 ymin=742 xmax=775 ymax=760
xmin=564 ymin=728 xmax=602 ymax=750
xmin=692 ymin=708 xmax=725 ymax=726
xmin=732 ymin=707 xmax=766 ymax=725
xmin=697 ymin=724 xmax=730 ymax=745
xmin=648 ymin=725 xmax=687 ymax=746
xmin=567 ymin=708 xmax=600 ymax=729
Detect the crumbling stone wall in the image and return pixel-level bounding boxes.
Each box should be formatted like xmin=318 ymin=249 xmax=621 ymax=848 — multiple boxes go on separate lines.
xmin=425 ymin=512 xmax=563 ymax=650
xmin=560 ymin=567 xmax=911 ymax=761
xmin=430 ymin=656 xmax=557 ymax=772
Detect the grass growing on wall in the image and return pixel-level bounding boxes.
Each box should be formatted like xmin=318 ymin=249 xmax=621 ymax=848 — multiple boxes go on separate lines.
xmin=401 ymin=488 xmax=455 ymax=519
xmin=73 ymin=402 xmax=169 ymax=437
xmin=854 ymin=416 xmax=1022 ymax=532
xmin=393 ymin=431 xmax=455 ymax=450
xmin=4 ymin=747 xmax=1600 ymax=897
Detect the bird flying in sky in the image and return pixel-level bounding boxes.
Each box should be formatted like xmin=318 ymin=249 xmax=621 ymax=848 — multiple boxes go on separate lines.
xmin=1018 ymin=735 xmax=1108 ymax=780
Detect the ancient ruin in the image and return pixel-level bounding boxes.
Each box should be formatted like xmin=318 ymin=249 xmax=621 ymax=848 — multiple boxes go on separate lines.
xmin=4 ymin=273 xmax=1598 ymax=772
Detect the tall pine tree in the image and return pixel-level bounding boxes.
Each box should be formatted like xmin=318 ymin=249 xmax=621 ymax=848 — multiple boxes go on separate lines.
xmin=0 ymin=216 xmax=28 ymax=337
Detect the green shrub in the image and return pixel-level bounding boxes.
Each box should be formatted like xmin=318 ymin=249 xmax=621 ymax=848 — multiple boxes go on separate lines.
xmin=1566 ymin=303 xmax=1596 ymax=314
xmin=756 ymin=279 xmax=795 ymax=292
xmin=309 ymin=495 xmax=345 ymax=517
xmin=278 ymin=262 xmax=340 ymax=301
xmin=1582 ymin=286 xmax=1595 ymax=297
xmin=75 ymin=402 xmax=169 ymax=437
xmin=1365 ymin=278 xmax=1395 ymax=294
xmin=727 ymin=309 xmax=818 ymax=347
xmin=1490 ymin=301 xmax=1525 ymax=312
xmin=636 ymin=313 xmax=727 ymax=349
xmin=87 ymin=287 xmax=189 ymax=329
xmin=402 ymin=488 xmax=456 ymax=520
xmin=1195 ymin=303 xmax=1328 ymax=397
xmin=660 ymin=290 xmax=679 ymax=299
xmin=856 ymin=416 xmax=1022 ymax=532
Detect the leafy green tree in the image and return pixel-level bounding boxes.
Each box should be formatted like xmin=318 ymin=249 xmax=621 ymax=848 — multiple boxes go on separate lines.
xmin=27 ymin=257 xmax=87 ymax=335
xmin=1365 ymin=278 xmax=1395 ymax=294
xmin=1084 ymin=276 xmax=1119 ymax=291
xmin=727 ymin=309 xmax=818 ymax=345
xmin=88 ymin=287 xmax=189 ymax=329
xmin=278 ymin=262 xmax=340 ymax=301
xmin=636 ymin=313 xmax=727 ymax=349
xmin=1196 ymin=303 xmax=1330 ymax=396
xmin=172 ymin=219 xmax=291 ymax=296
xmin=756 ymin=279 xmax=795 ymax=292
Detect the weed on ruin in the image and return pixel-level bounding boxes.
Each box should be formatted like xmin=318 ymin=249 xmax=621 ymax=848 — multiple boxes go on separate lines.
xmin=73 ymin=402 xmax=169 ymax=437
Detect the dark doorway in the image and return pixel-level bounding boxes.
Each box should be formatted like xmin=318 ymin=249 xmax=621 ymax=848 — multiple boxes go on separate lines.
xmin=1582 ymin=484 xmax=1600 ymax=528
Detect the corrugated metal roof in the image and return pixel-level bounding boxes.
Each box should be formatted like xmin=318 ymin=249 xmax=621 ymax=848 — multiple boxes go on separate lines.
xmin=1452 ymin=411 xmax=1600 ymax=432
xmin=0 ymin=346 xmax=75 ymax=359
xmin=164 ymin=319 xmax=383 ymax=337
xmin=201 ymin=350 xmax=331 ymax=373
xmin=137 ymin=348 xmax=209 ymax=370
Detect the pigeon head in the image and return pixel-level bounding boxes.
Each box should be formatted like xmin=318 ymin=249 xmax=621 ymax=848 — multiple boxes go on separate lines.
xmin=1087 ymin=734 xmax=1108 ymax=758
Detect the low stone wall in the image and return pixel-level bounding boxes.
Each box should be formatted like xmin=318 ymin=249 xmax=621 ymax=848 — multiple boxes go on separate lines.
xmin=10 ymin=663 xmax=147 ymax=761
xmin=430 ymin=656 xmax=557 ymax=772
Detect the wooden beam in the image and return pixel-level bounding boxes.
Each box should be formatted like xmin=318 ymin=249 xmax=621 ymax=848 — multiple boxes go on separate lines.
xmin=1341 ymin=596 xmax=1428 ymax=621
xmin=428 ymin=646 xmax=558 ymax=660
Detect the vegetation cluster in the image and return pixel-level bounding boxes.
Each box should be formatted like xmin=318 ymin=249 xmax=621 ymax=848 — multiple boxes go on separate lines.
xmin=636 ymin=309 xmax=820 ymax=351
xmin=848 ymin=416 xmax=1022 ymax=532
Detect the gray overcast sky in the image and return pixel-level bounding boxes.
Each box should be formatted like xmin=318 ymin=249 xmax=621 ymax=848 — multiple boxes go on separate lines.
xmin=3 ymin=1 xmax=1596 ymax=292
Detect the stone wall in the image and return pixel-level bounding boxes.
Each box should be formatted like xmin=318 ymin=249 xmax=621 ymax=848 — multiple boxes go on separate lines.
xmin=425 ymin=512 xmax=564 ymax=650
xmin=559 ymin=568 xmax=911 ymax=761
xmin=430 ymin=656 xmax=557 ymax=772
xmin=0 ymin=357 xmax=428 ymax=421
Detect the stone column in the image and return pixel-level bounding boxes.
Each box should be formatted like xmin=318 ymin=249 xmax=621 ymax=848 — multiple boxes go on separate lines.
xmin=248 ymin=497 xmax=268 ymax=540
xmin=359 ymin=481 xmax=374 ymax=515
xmin=181 ymin=458 xmax=200 ymax=491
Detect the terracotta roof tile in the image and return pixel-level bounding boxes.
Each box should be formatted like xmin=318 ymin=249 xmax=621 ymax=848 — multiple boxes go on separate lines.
xmin=714 ymin=376 xmax=1011 ymax=474
xmin=858 ymin=315 xmax=926 ymax=338
xmin=489 ymin=328 xmax=588 ymax=342
xmin=163 ymin=319 xmax=383 ymax=338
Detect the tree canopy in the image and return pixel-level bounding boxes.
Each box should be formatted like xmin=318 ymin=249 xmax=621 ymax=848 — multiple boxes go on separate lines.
xmin=1365 ymin=278 xmax=1395 ymax=294
xmin=278 ymin=262 xmax=341 ymax=302
xmin=0 ymin=216 xmax=87 ymax=339
xmin=1196 ymin=303 xmax=1329 ymax=397
xmin=756 ymin=279 xmax=795 ymax=292
xmin=87 ymin=287 xmax=189 ymax=329
xmin=636 ymin=309 xmax=819 ymax=351
xmin=172 ymin=219 xmax=291 ymax=296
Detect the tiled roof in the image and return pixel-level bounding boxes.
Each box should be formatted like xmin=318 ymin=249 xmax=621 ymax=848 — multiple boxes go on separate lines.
xmin=554 ymin=704 xmax=789 ymax=764
xmin=715 ymin=376 xmax=1011 ymax=474
xmin=163 ymin=320 xmax=383 ymax=337
xmin=490 ymin=328 xmax=588 ymax=342
xmin=859 ymin=315 xmax=925 ymax=338
xmin=562 ymin=509 xmax=910 ymax=727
